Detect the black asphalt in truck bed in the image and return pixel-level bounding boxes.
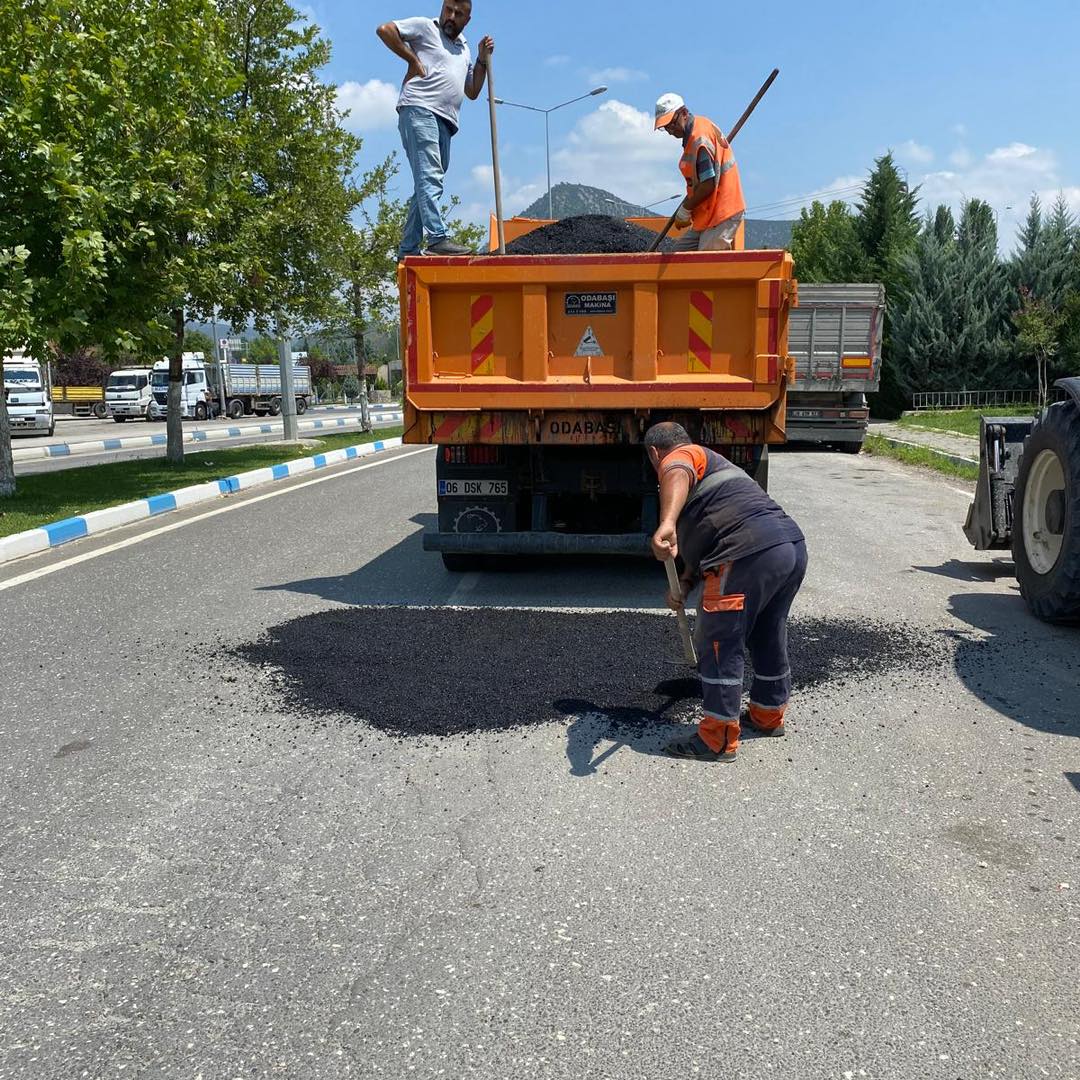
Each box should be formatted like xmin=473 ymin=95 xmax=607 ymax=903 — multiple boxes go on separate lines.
xmin=503 ymin=214 xmax=674 ymax=255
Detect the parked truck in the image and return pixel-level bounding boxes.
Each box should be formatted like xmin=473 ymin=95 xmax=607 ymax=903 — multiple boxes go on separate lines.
xmin=105 ymin=367 xmax=154 ymax=421
xmin=399 ymin=219 xmax=796 ymax=568
xmin=964 ymin=379 xmax=1080 ymax=622
xmin=51 ymin=383 xmax=108 ymax=419
xmin=785 ymin=283 xmax=884 ymax=452
xmin=148 ymin=355 xmax=312 ymax=420
xmin=3 ymin=350 xmax=54 ymax=436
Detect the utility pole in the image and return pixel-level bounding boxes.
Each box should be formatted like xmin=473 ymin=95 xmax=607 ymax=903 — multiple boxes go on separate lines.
xmin=276 ymin=318 xmax=298 ymax=442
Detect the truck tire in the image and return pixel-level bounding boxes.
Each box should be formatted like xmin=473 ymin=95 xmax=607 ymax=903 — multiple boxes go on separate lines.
xmin=295 ymin=397 xmax=307 ymax=415
xmin=441 ymin=553 xmax=485 ymax=572
xmin=269 ymin=397 xmax=282 ymax=416
xmin=838 ymin=441 xmax=862 ymax=454
xmin=194 ymin=402 xmax=208 ymax=421
xmin=93 ymin=401 xmax=108 ymax=419
xmin=227 ymin=399 xmax=244 ymax=420
xmin=1012 ymin=400 xmax=1080 ymax=622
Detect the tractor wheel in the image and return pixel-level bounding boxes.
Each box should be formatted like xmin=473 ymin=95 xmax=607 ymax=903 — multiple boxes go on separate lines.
xmin=1012 ymin=399 xmax=1080 ymax=622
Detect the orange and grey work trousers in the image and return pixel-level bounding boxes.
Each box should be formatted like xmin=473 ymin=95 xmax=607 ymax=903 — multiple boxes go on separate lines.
xmin=694 ymin=540 xmax=808 ymax=756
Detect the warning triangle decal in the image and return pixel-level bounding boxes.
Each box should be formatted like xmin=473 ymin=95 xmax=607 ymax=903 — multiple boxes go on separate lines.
xmin=574 ymin=325 xmax=604 ymax=357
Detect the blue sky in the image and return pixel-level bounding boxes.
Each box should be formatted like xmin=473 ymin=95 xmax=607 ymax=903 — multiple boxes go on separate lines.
xmin=317 ymin=0 xmax=1079 ymax=247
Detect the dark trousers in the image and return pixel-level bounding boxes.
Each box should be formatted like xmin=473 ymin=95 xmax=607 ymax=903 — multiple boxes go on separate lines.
xmin=695 ymin=540 xmax=808 ymax=753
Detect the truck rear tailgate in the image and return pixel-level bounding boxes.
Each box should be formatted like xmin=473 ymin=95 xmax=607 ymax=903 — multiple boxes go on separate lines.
xmin=400 ymin=250 xmax=795 ymax=418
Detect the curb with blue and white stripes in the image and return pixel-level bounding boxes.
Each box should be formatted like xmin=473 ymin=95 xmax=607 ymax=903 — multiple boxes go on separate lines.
xmin=12 ymin=412 xmax=403 ymax=462
xmin=0 ymin=436 xmax=405 ymax=566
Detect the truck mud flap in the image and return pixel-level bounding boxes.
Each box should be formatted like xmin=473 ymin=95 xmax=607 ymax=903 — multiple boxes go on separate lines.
xmin=423 ymin=531 xmax=652 ymax=556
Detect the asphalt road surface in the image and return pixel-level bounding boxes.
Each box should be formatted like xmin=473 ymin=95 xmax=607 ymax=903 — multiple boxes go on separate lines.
xmin=0 ymin=447 xmax=1076 ymax=1079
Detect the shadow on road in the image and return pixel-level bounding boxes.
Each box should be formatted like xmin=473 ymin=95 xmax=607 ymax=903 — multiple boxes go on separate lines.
xmin=947 ymin=590 xmax=1080 ymax=738
xmin=913 ymin=558 xmax=1016 ymax=582
xmin=262 ymin=513 xmax=666 ymax=609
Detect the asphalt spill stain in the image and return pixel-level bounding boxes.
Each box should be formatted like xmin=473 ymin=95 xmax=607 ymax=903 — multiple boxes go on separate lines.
xmin=230 ymin=609 xmax=954 ymax=738
xmin=54 ymin=739 xmax=92 ymax=758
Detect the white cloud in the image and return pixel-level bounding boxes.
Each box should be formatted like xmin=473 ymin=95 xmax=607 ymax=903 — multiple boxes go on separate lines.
xmin=544 ymin=54 xmax=570 ymax=67
xmin=548 ymin=99 xmax=682 ymax=207
xmin=950 ymin=147 xmax=973 ymax=168
xmin=915 ymin=142 xmax=1080 ymax=248
xmin=898 ymin=139 xmax=934 ymax=165
xmin=337 ymin=79 xmax=398 ymax=132
xmin=587 ymin=67 xmax=648 ymax=85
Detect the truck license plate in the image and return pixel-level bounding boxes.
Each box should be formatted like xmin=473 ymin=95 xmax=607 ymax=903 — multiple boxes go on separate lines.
xmin=789 ymin=410 xmax=821 ymax=418
xmin=438 ymin=479 xmax=508 ymax=497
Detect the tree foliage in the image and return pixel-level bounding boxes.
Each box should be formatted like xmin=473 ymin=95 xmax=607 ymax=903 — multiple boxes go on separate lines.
xmin=789 ymin=201 xmax=865 ymax=283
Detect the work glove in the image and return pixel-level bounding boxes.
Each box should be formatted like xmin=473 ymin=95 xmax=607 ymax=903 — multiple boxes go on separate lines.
xmin=674 ymin=203 xmax=692 ymax=228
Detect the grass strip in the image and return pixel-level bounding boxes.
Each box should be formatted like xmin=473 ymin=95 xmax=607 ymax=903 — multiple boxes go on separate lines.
xmin=0 ymin=427 xmax=404 ymax=538
xmin=863 ymin=433 xmax=978 ymax=483
xmin=897 ymin=406 xmax=1033 ymax=438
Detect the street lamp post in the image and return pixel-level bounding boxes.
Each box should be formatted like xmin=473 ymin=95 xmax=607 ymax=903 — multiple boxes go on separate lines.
xmin=494 ymin=86 xmax=607 ymax=219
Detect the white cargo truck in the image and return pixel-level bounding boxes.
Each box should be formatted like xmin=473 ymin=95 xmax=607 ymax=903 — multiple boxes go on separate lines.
xmin=105 ymin=367 xmax=154 ymax=421
xmin=3 ymin=350 xmax=54 ymax=437
xmin=147 ymin=354 xmax=312 ymax=420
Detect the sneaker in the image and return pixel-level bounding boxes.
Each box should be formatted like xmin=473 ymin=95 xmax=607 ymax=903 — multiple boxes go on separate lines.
xmin=664 ymin=732 xmax=737 ymax=762
xmin=426 ymin=238 xmax=473 ymax=256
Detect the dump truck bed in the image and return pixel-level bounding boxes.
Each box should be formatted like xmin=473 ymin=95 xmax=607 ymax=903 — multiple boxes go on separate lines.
xmin=402 ymin=249 xmax=795 ymax=435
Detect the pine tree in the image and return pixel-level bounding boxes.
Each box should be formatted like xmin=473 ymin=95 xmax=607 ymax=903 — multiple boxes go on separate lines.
xmin=931 ymin=205 xmax=956 ymax=244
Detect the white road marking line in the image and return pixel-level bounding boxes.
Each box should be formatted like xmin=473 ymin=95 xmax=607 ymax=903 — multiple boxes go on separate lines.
xmin=0 ymin=447 xmax=435 ymax=593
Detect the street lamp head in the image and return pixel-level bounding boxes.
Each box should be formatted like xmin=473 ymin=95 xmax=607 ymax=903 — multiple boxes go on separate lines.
xmin=494 ymin=97 xmax=505 ymax=105
xmin=591 ymin=86 xmax=607 ymax=96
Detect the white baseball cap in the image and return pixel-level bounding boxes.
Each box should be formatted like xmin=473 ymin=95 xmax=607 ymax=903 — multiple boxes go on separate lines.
xmin=654 ymin=92 xmax=685 ymax=129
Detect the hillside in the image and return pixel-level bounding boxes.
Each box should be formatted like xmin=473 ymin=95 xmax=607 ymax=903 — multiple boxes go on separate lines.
xmin=515 ymin=182 xmax=793 ymax=249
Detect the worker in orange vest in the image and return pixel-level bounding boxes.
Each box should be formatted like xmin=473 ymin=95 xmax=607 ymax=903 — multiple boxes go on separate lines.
xmin=654 ymin=93 xmax=745 ymax=251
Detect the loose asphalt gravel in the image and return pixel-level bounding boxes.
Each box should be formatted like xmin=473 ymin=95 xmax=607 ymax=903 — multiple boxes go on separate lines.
xmin=0 ymin=445 xmax=1076 ymax=1079
xmin=504 ymin=213 xmax=674 ymax=255
xmin=231 ymin=610 xmax=956 ymax=738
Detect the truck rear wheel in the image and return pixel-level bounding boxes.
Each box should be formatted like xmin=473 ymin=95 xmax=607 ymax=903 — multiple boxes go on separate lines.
xmin=1012 ymin=400 xmax=1080 ymax=622
xmin=228 ymin=399 xmax=244 ymax=419
xmin=295 ymin=397 xmax=307 ymax=415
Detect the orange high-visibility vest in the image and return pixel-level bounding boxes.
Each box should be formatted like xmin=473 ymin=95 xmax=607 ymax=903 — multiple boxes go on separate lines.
xmin=678 ymin=115 xmax=745 ymax=231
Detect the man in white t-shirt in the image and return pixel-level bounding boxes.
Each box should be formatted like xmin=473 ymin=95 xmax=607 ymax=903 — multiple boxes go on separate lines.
xmin=377 ymin=3 xmax=494 ymax=257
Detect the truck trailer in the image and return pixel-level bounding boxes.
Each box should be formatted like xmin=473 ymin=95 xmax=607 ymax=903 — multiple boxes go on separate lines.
xmin=399 ymin=219 xmax=796 ymax=568
xmin=785 ymin=282 xmax=884 ymax=451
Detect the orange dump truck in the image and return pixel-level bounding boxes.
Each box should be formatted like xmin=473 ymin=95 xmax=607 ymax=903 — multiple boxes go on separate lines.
xmin=399 ymin=218 xmax=796 ymax=569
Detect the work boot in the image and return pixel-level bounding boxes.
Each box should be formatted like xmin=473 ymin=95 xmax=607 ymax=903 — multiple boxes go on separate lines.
xmin=426 ymin=238 xmax=472 ymax=256
xmin=743 ymin=705 xmax=786 ymax=737
xmin=664 ymin=732 xmax=736 ymax=762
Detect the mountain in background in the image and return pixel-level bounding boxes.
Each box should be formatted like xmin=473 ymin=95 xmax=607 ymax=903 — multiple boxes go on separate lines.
xmin=515 ymin=181 xmax=793 ymax=249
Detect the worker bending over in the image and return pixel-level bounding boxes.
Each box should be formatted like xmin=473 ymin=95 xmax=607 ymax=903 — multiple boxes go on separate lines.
xmin=646 ymin=423 xmax=807 ymax=762
xmin=654 ymin=93 xmax=745 ymax=251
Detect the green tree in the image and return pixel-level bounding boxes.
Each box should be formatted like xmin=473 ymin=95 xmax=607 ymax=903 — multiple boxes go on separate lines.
xmin=247 ymin=335 xmax=279 ymax=362
xmin=0 ymin=0 xmax=241 ymax=488
xmin=790 ymin=200 xmax=866 ymax=283
xmin=183 ymin=330 xmax=218 ymax=358
xmin=212 ymin=0 xmax=363 ymax=360
xmin=1014 ymin=289 xmax=1065 ymax=405
xmin=855 ymin=153 xmax=921 ymax=417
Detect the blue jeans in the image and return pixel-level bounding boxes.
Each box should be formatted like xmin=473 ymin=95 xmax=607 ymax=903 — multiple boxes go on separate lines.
xmin=397 ymin=106 xmax=453 ymax=256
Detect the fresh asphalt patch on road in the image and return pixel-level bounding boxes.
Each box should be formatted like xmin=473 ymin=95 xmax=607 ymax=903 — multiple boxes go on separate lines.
xmin=224 ymin=607 xmax=958 ymax=743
